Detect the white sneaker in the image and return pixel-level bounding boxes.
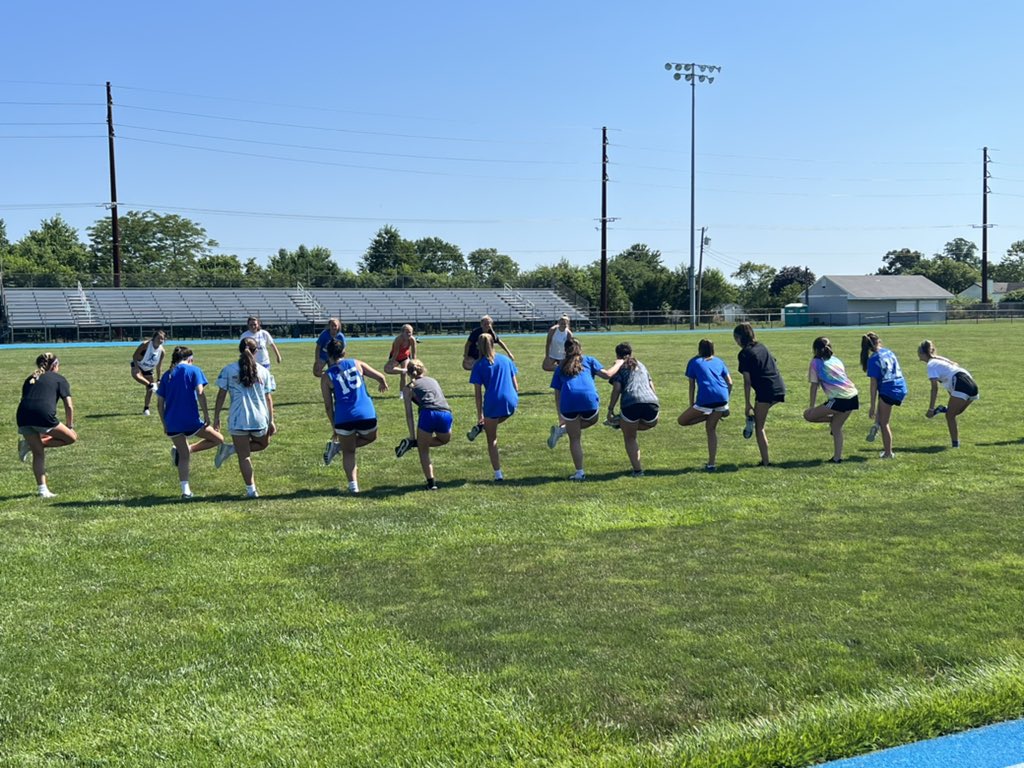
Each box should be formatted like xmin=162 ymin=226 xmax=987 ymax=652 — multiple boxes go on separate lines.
xmin=18 ymin=438 xmax=30 ymax=462
xmin=214 ymin=442 xmax=236 ymax=469
xmin=547 ymin=425 xmax=566 ymax=449
xmin=150 ymin=382 xmax=158 ymax=393
xmin=324 ymin=440 xmax=341 ymax=466
xmin=246 ymin=488 xmax=260 ymax=498
xmin=866 ymin=423 xmax=879 ymax=442
xmin=143 ymin=408 xmax=151 ymax=417
xmin=879 ymin=451 xmax=896 ymax=459
xmin=39 ymin=488 xmax=57 ymax=499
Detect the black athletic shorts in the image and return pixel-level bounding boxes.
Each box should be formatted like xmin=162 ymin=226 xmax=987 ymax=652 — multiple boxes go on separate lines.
xmin=825 ymin=395 xmax=859 ymax=413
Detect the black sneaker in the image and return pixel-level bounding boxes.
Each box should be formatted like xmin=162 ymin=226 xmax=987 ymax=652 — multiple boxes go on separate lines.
xmin=743 ymin=416 xmax=755 ymax=439
xmin=425 ymin=478 xmax=439 ymax=490
xmin=395 ymin=438 xmax=416 ymax=458
xmin=467 ymin=423 xmax=483 ymax=442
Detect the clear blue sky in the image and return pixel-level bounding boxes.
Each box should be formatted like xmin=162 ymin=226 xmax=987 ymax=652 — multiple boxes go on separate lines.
xmin=2 ymin=0 xmax=1022 ymax=281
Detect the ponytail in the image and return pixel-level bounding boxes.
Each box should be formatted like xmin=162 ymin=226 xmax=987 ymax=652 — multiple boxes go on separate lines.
xmin=406 ymin=358 xmax=426 ymax=380
xmin=477 ymin=334 xmax=496 ymax=364
xmin=860 ymin=332 xmax=880 ymax=372
xmin=615 ymin=342 xmax=638 ymax=370
xmin=733 ymin=322 xmax=756 ymax=348
xmin=238 ymin=337 xmax=259 ymax=387
xmin=171 ymin=346 xmax=193 ymax=367
xmin=812 ymin=336 xmax=833 ymax=360
xmin=29 ymin=352 xmax=58 ymax=384
xmin=560 ymin=338 xmax=583 ymax=377
xmin=918 ymin=339 xmax=935 ymax=360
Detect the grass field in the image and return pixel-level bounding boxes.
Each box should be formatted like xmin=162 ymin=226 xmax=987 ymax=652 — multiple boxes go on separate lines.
xmin=1 ymin=324 xmax=1023 ymax=767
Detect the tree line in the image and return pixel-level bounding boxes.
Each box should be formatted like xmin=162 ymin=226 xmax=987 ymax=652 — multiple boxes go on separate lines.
xmin=3 ymin=212 xmax=1022 ymax=311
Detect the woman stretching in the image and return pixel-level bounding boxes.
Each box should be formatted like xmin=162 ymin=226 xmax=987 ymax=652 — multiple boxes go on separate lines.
xmin=548 ymin=337 xmax=620 ymax=481
xmin=156 ymin=346 xmax=225 ymax=499
xmin=16 ymin=353 xmax=78 ymax=498
xmin=321 ymin=339 xmax=389 ymax=493
xmin=130 ymin=329 xmax=166 ymax=416
xmin=395 ymin=359 xmax=453 ymax=490
xmin=468 ymin=334 xmax=519 ymax=482
xmin=384 ymin=324 xmax=418 ymax=394
xmin=734 ymin=323 xmax=786 ymax=467
xmin=213 ymin=337 xmax=277 ymax=498
xmin=861 ymin=332 xmax=907 ymax=459
xmin=917 ymin=339 xmax=979 ymax=448
xmin=803 ymin=337 xmax=859 ymax=463
xmin=606 ymin=342 xmax=659 ymax=477
xmin=677 ymin=338 xmax=732 ymax=472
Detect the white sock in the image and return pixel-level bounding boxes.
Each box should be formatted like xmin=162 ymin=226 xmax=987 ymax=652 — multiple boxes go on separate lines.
xmin=38 ymin=484 xmax=48 ymax=494
xmin=181 ymin=481 xmax=191 ymax=495
xmin=348 ymin=480 xmax=359 ymax=493
xmin=494 ymin=469 xmax=504 ymax=480
xmin=246 ymin=484 xmax=257 ymax=494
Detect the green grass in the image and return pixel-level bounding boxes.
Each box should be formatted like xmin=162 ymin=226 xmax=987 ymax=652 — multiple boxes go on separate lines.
xmin=1 ymin=324 xmax=1023 ymax=767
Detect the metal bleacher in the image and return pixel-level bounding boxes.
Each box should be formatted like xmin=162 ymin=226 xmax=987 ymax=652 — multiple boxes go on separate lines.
xmin=1 ymin=286 xmax=589 ymax=339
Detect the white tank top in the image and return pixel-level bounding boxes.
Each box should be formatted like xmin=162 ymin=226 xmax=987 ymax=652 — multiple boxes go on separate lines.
xmin=139 ymin=342 xmax=165 ymax=371
xmin=548 ymin=328 xmax=570 ymax=359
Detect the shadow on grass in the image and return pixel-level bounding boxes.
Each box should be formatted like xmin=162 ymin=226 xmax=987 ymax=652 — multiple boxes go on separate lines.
xmin=893 ymin=445 xmax=950 ymax=454
xmin=977 ymin=437 xmax=1024 ymax=447
xmin=84 ymin=412 xmax=131 ymax=420
xmin=49 ymin=488 xmax=342 ymax=510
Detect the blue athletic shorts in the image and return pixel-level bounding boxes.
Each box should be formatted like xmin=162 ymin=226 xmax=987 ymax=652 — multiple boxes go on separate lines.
xmin=418 ymin=409 xmax=453 ymax=434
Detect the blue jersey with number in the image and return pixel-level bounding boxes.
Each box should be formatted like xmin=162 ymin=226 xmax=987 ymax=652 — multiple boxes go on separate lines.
xmin=326 ymin=359 xmax=375 ymax=423
xmin=867 ymin=347 xmax=907 ymax=401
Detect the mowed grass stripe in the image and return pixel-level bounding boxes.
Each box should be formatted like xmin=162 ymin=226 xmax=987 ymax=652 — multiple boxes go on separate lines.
xmin=1 ymin=323 xmax=1023 ymax=766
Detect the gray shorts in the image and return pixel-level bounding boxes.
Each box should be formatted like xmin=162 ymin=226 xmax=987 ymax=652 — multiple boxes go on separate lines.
xmin=230 ymin=427 xmax=269 ymax=438
xmin=18 ymin=424 xmax=56 ymax=436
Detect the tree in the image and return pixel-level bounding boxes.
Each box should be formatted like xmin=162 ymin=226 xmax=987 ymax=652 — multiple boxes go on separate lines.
xmin=7 ymin=216 xmax=91 ymax=286
xmin=1000 ymin=288 xmax=1024 ymax=303
xmin=731 ymin=262 xmax=777 ymax=309
xmin=193 ymin=254 xmax=245 ymax=287
xmin=359 ymin=225 xmax=419 ymax=275
xmin=87 ymin=210 xmax=217 ymax=286
xmin=696 ymin=267 xmax=736 ymax=311
xmin=769 ymin=265 xmax=815 ymax=298
xmin=878 ymin=248 xmax=924 ymax=275
xmin=940 ymin=237 xmax=980 ymax=268
xmin=415 ymin=237 xmax=466 ymax=276
xmin=912 ymin=256 xmax=979 ymax=294
xmin=609 ymin=244 xmax=674 ymax=311
xmin=468 ymin=248 xmax=519 ymax=287
xmin=267 ymin=245 xmax=342 ymax=287
xmin=991 ymin=241 xmax=1024 ymax=282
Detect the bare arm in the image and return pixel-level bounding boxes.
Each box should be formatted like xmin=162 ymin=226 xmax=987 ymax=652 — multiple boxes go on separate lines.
xmin=597 ymin=359 xmax=624 ymax=380
xmin=608 ymin=381 xmax=622 ymax=415
xmin=808 ymin=382 xmax=819 ymax=411
xmin=157 ymin=395 xmax=166 ymax=425
xmin=409 ymin=337 xmax=418 ymax=358
xmin=742 ymin=372 xmax=753 ymax=416
xmin=403 ymin=384 xmax=416 ymax=439
xmin=321 ymin=375 xmax=334 ymax=425
xmin=927 ymin=379 xmax=940 ymax=414
xmin=62 ymin=396 xmax=75 ymax=431
xmin=269 ymin=337 xmax=282 ymax=364
xmin=357 ymin=361 xmax=390 ymax=393
xmin=196 ymin=385 xmax=211 ymax=423
xmin=213 ymin=389 xmax=228 ymax=428
xmin=688 ymin=378 xmax=696 ymax=408
xmin=266 ymin=393 xmax=276 ymax=435
xmin=131 ymin=343 xmax=146 ymax=363
xmin=497 ymin=338 xmax=515 ymax=361
xmin=869 ymin=378 xmax=878 ymax=419
xmin=544 ymin=327 xmax=555 ymax=359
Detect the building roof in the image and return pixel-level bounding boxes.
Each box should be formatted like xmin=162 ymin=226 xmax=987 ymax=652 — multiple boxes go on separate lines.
xmin=816 ymin=275 xmax=953 ymax=300
xmin=958 ymin=281 xmax=1024 ymax=296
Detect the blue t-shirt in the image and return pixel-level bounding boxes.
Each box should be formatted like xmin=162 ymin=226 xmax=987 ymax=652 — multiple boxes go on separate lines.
xmin=867 ymin=347 xmax=907 ymax=402
xmin=469 ymin=355 xmax=519 ymax=419
xmin=549 ymin=355 xmax=603 ymax=413
xmin=326 ymin=358 xmax=376 ymax=424
xmin=317 ymin=329 xmax=347 ymax=362
xmin=685 ymin=355 xmax=731 ymax=407
xmin=157 ymin=363 xmax=209 ymax=433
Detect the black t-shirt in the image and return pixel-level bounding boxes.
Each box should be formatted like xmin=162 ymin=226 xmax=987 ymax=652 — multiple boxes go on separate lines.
xmin=465 ymin=327 xmax=499 ymax=359
xmin=17 ymin=372 xmax=71 ymax=428
xmin=737 ymin=343 xmax=786 ymax=401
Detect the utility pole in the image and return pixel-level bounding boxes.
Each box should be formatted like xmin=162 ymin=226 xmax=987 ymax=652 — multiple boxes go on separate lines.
xmin=600 ymin=127 xmax=608 ymax=325
xmin=664 ymin=62 xmax=720 ymax=329
xmin=982 ymin=147 xmax=990 ymax=304
xmin=106 ymin=82 xmax=122 ymax=288
xmin=696 ymin=226 xmax=706 ymax=320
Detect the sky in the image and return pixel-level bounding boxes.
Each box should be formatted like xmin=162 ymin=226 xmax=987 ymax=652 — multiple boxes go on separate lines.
xmin=2 ymin=0 xmax=1023 ymax=283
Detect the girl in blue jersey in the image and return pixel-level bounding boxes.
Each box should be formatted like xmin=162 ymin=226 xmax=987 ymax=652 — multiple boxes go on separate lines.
xmin=468 ymin=334 xmax=519 ymax=482
xmin=156 ymin=346 xmax=225 ymax=499
xmin=313 ymin=317 xmax=345 ymax=378
xmin=212 ymin=338 xmax=277 ymax=498
xmin=861 ymin=332 xmax=907 ymax=459
xmin=677 ymin=339 xmax=733 ymax=471
xmin=321 ymin=339 xmax=389 ymax=494
xmin=548 ymin=337 xmax=621 ymax=481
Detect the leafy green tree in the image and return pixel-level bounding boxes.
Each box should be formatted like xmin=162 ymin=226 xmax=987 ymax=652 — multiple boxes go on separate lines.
xmin=8 ymin=216 xmax=91 ymax=286
xmin=912 ymin=256 xmax=979 ymax=294
xmin=609 ymin=244 xmax=674 ymax=311
xmin=878 ymin=248 xmax=924 ymax=275
xmin=518 ymin=259 xmax=628 ymax=313
xmin=731 ymin=262 xmax=777 ymax=309
xmin=696 ymin=267 xmax=737 ymax=311
xmin=991 ymin=241 xmax=1024 ymax=282
xmin=359 ymin=225 xmax=420 ymax=275
xmin=267 ymin=245 xmax=342 ymax=287
xmin=1000 ymin=288 xmax=1024 ymax=303
xmin=193 ymin=254 xmax=245 ymax=287
xmin=415 ymin=237 xmax=466 ymax=276
xmin=468 ymin=248 xmax=519 ymax=286
xmin=940 ymin=237 xmax=980 ymax=268
xmin=87 ymin=210 xmax=217 ymax=287
xmin=769 ymin=265 xmax=815 ymax=298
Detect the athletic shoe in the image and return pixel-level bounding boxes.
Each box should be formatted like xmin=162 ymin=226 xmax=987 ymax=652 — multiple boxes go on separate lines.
xmin=743 ymin=416 xmax=755 ymax=439
xmin=603 ymin=414 xmax=621 ymax=429
xmin=935 ymin=405 xmax=948 ymax=414
xmin=547 ymin=425 xmax=566 ymax=449
xmin=879 ymin=451 xmax=896 ymax=459
xmin=630 ymin=469 xmax=645 ymax=478
xmin=180 ymin=491 xmax=194 ymax=500
xmin=721 ymin=408 xmax=730 ymax=418
xmin=143 ymin=408 xmax=151 ymax=417
xmin=829 ymin=456 xmax=843 ymax=464
xmin=246 ymin=489 xmax=260 ymax=498
xmin=324 ymin=440 xmax=341 ymax=466
xmin=214 ymin=442 xmax=236 ymax=469
xmin=951 ymin=440 xmax=960 ymax=448
xmin=38 ymin=488 xmax=57 ymax=499
xmin=150 ymin=382 xmax=158 ymax=393
xmin=466 ymin=423 xmax=483 ymax=442
xmin=18 ymin=438 xmax=30 ymax=463
xmin=170 ymin=446 xmax=179 ymax=467
xmin=493 ymin=476 xmax=505 ymax=483
xmin=866 ymin=423 xmax=879 ymax=442
xmin=425 ymin=478 xmax=439 ymax=491
xmin=395 ymin=438 xmax=416 ymax=458
xmin=569 ymin=471 xmax=585 ymax=482
xmin=705 ymin=464 xmax=717 ymax=472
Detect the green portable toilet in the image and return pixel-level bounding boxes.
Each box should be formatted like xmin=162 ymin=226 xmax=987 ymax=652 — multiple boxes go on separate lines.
xmin=783 ymin=303 xmax=809 ymax=327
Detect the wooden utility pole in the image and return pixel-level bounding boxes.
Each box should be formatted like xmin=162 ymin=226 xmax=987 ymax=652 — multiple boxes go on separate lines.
xmin=600 ymin=127 xmax=608 ymax=325
xmin=106 ymin=82 xmax=122 ymax=288
xmin=981 ymin=147 xmax=990 ymax=304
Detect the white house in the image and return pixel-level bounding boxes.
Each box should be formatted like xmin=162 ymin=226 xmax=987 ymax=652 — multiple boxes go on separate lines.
xmin=957 ymin=280 xmax=1024 ymax=302
xmin=805 ymin=275 xmax=952 ymax=325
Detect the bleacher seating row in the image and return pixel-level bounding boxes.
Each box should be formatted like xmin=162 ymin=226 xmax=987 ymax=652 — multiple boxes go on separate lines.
xmin=1 ymin=287 xmax=588 ymax=330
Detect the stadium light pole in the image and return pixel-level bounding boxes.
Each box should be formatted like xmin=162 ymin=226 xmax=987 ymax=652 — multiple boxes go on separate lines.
xmin=664 ymin=61 xmax=720 ymax=329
